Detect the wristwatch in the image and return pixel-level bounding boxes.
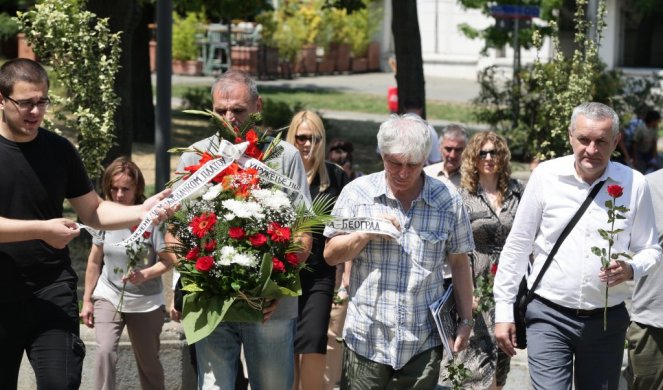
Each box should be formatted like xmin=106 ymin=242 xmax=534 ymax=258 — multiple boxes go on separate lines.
xmin=459 ymin=318 xmax=475 ymax=328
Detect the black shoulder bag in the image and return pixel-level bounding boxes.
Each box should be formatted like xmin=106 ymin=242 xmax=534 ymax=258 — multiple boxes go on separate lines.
xmin=513 ymin=180 xmax=605 ymax=349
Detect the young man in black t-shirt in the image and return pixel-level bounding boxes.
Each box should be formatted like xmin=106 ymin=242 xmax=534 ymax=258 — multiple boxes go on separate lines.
xmin=0 ymin=58 xmax=175 ymax=389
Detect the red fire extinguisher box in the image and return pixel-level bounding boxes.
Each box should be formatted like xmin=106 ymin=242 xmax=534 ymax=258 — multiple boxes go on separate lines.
xmin=387 ymin=86 xmax=398 ymax=113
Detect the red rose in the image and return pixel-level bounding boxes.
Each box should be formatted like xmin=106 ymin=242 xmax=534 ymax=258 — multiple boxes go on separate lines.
xmin=272 ymin=258 xmax=285 ymax=273
xmin=190 ymin=212 xmax=217 ymax=238
xmin=142 ymin=231 xmax=152 ymax=239
xmin=195 ymin=256 xmax=214 ymax=272
xmin=185 ymin=247 xmax=200 ymax=261
xmin=228 ymin=226 xmax=246 ymax=240
xmin=267 ymin=222 xmax=291 ymax=243
xmin=248 ymin=233 xmax=267 ymax=247
xmin=490 ymin=263 xmax=498 ymax=275
xmin=284 ymin=252 xmax=299 ymax=266
xmin=130 ymin=225 xmax=139 ymax=232
xmin=204 ymin=239 xmax=217 ymax=252
xmin=607 ymin=184 xmax=623 ymax=198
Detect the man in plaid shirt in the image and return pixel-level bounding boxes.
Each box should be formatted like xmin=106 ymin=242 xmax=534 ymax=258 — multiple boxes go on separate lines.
xmin=324 ymin=115 xmax=475 ymax=389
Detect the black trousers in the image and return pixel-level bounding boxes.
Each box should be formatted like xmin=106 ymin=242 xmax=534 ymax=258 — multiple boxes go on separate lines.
xmin=0 ymin=281 xmax=85 ymax=390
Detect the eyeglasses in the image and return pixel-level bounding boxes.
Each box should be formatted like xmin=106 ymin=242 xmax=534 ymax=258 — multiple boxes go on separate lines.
xmin=295 ymin=134 xmax=321 ymax=145
xmin=443 ymin=146 xmax=464 ymax=153
xmin=4 ymin=95 xmax=51 ymax=111
xmin=479 ymin=149 xmax=499 ymax=160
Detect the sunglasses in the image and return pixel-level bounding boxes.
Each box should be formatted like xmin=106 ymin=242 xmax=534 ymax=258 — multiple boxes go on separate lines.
xmin=295 ymin=134 xmax=321 ymax=145
xmin=479 ymin=149 xmax=499 ymax=159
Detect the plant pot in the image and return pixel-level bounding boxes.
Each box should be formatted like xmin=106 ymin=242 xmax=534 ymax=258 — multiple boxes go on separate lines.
xmin=351 ymin=57 xmax=368 ymax=73
xmin=231 ymin=46 xmax=259 ymax=75
xmin=317 ymin=58 xmax=335 ymax=74
xmin=17 ymin=33 xmax=38 ymax=61
xmin=332 ymin=43 xmax=351 ymax=73
xmin=367 ymin=41 xmax=380 ymax=71
xmin=172 ymin=59 xmax=202 ymax=76
xmin=295 ymin=44 xmax=317 ymax=75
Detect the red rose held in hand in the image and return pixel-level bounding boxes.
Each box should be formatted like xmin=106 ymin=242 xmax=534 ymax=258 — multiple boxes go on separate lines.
xmin=607 ymin=184 xmax=623 ymax=198
xmin=195 ymin=256 xmax=214 ymax=272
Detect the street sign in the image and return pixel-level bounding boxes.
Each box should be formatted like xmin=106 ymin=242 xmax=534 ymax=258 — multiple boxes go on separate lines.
xmin=490 ymin=5 xmax=540 ymax=19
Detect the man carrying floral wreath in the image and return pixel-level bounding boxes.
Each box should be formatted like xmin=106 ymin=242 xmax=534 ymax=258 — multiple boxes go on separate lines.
xmin=494 ymin=102 xmax=662 ymax=389
xmin=323 ymin=115 xmax=475 ymax=389
xmin=169 ymin=69 xmax=312 ymax=390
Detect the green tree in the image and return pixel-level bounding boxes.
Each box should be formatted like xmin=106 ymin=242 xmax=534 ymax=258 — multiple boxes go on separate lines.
xmin=16 ymin=0 xmax=121 ymax=178
xmin=457 ymin=0 xmax=558 ymax=54
xmin=473 ymin=0 xmax=615 ymax=160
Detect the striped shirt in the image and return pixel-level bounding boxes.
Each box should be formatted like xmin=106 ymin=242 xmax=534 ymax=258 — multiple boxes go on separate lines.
xmin=323 ymin=171 xmax=474 ymax=369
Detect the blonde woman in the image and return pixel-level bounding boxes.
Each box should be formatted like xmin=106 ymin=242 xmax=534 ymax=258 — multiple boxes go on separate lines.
xmin=450 ymin=131 xmax=524 ymax=390
xmin=286 ymin=111 xmax=349 ymax=390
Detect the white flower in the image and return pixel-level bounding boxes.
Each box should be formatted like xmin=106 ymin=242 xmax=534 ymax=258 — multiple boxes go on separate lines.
xmin=253 ymin=189 xmax=291 ymax=211
xmin=202 ymin=184 xmax=222 ymax=201
xmin=232 ymin=253 xmax=259 ymax=267
xmin=218 ymin=246 xmax=237 ymax=266
xmin=222 ymin=199 xmax=265 ymax=221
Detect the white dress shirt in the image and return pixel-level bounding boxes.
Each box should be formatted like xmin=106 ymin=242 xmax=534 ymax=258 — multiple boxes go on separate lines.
xmin=494 ymin=155 xmax=661 ymax=323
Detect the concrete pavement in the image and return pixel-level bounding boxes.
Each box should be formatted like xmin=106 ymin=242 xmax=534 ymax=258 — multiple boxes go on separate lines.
xmin=169 ymin=71 xmax=481 ymax=103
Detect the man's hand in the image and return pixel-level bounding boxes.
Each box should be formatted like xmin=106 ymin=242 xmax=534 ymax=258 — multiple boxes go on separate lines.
xmin=142 ymin=188 xmax=179 ymax=225
xmin=41 ymin=218 xmax=80 ymax=248
xmin=495 ymin=322 xmax=518 ymax=357
xmin=599 ymin=260 xmax=634 ymax=287
xmin=262 ymin=299 xmax=280 ymax=322
xmin=170 ymin=306 xmax=182 ymax=323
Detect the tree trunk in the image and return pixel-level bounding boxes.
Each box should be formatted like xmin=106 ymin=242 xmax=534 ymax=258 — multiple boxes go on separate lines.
xmin=391 ymin=0 xmax=426 ymax=118
xmin=87 ymin=0 xmax=151 ymax=163
xmin=132 ymin=6 xmax=156 ymax=143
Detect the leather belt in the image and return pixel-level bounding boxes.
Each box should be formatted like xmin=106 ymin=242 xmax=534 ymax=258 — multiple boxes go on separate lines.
xmin=534 ymin=294 xmax=625 ymax=318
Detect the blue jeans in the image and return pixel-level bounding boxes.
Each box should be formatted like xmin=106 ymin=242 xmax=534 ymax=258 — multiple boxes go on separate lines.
xmin=195 ymin=319 xmax=296 ymax=390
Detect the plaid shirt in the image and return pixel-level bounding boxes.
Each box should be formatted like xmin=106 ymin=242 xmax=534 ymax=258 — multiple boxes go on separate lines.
xmin=323 ymin=172 xmax=474 ymax=369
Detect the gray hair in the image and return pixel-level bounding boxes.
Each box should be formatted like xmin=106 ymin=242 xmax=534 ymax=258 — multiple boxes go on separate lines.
xmin=377 ymin=115 xmax=432 ymax=164
xmin=210 ymin=69 xmax=259 ymax=102
xmin=570 ymin=102 xmax=619 ymax=137
xmin=439 ymin=123 xmax=468 ymax=145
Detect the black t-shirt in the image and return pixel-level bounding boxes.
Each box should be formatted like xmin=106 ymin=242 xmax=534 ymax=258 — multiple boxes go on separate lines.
xmin=0 ymin=128 xmax=94 ymax=300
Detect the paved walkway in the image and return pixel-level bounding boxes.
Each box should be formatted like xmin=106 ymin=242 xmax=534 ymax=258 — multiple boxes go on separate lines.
xmin=170 ymin=71 xmax=481 ymax=103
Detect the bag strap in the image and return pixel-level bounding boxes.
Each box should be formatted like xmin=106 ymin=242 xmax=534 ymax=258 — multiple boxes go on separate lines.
xmin=524 ymin=179 xmax=606 ymax=303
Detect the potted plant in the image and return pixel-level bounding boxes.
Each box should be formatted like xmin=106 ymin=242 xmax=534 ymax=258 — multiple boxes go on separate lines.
xmin=172 ymin=11 xmax=204 ymax=76
xmin=345 ymin=2 xmax=380 ymax=73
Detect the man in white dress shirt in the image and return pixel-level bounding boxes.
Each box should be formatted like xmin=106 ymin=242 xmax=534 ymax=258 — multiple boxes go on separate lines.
xmin=423 ymin=124 xmax=467 ymax=189
xmin=493 ymin=102 xmax=661 ymax=389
